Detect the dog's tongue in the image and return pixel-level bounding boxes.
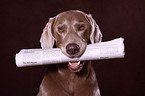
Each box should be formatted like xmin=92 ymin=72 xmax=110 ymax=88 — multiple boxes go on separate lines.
xmin=68 ymin=61 xmax=80 ymax=69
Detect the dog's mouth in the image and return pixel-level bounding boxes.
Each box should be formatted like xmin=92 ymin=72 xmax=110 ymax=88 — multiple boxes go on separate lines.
xmin=67 ymin=61 xmax=84 ymax=72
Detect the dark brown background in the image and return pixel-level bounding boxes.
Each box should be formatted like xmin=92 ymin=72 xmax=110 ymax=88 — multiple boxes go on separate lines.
xmin=1 ymin=0 xmax=145 ymax=96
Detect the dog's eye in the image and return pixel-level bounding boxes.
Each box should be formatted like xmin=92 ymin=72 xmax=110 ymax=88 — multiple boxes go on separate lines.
xmin=78 ymin=25 xmax=85 ymax=30
xmin=58 ymin=27 xmax=64 ymax=32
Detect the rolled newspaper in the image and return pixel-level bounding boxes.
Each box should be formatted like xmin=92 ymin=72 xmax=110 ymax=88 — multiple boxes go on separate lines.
xmin=15 ymin=37 xmax=125 ymax=67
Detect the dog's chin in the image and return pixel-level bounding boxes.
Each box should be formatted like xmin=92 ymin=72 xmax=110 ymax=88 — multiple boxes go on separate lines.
xmin=67 ymin=61 xmax=84 ymax=72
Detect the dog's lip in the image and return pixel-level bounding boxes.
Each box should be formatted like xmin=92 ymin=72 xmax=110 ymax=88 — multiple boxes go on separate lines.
xmin=67 ymin=61 xmax=84 ymax=72
xmin=66 ymin=54 xmax=81 ymax=58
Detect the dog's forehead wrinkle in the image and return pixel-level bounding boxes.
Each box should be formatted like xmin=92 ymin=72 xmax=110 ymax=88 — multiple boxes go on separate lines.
xmin=55 ymin=19 xmax=66 ymax=26
xmin=57 ymin=11 xmax=87 ymax=23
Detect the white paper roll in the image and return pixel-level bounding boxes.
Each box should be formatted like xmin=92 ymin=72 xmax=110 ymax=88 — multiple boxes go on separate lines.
xmin=15 ymin=37 xmax=125 ymax=67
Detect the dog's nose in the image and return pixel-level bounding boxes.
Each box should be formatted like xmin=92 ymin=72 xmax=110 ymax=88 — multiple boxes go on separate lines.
xmin=66 ymin=43 xmax=80 ymax=55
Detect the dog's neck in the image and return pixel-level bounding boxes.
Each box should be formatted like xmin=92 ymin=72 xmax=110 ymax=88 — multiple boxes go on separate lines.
xmin=43 ymin=61 xmax=97 ymax=95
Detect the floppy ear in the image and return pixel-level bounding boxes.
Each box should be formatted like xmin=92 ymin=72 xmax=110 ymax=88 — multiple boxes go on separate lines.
xmin=40 ymin=17 xmax=55 ymax=49
xmin=87 ymin=14 xmax=102 ymax=43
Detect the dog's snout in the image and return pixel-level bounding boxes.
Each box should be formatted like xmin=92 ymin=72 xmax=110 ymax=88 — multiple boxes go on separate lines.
xmin=66 ymin=43 xmax=80 ymax=55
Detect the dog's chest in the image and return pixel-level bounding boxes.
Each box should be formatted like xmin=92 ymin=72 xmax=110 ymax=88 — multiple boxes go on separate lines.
xmin=59 ymin=72 xmax=87 ymax=93
xmin=67 ymin=74 xmax=77 ymax=93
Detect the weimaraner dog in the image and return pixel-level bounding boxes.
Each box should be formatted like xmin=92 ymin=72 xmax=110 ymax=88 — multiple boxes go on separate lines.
xmin=37 ymin=10 xmax=102 ymax=96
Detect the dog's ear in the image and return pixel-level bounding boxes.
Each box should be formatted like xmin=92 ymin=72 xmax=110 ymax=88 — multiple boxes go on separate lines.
xmin=87 ymin=14 xmax=102 ymax=43
xmin=40 ymin=17 xmax=55 ymax=48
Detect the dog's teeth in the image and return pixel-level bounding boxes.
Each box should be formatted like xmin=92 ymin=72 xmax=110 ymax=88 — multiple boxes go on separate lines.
xmin=78 ymin=61 xmax=80 ymax=64
xmin=68 ymin=61 xmax=82 ymax=71
xmin=69 ymin=61 xmax=80 ymax=65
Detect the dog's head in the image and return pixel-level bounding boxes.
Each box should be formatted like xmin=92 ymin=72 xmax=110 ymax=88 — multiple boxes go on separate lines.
xmin=40 ymin=10 xmax=102 ymax=72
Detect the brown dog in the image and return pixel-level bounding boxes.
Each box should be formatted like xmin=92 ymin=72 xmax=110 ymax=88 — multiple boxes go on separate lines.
xmin=37 ymin=10 xmax=102 ymax=96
